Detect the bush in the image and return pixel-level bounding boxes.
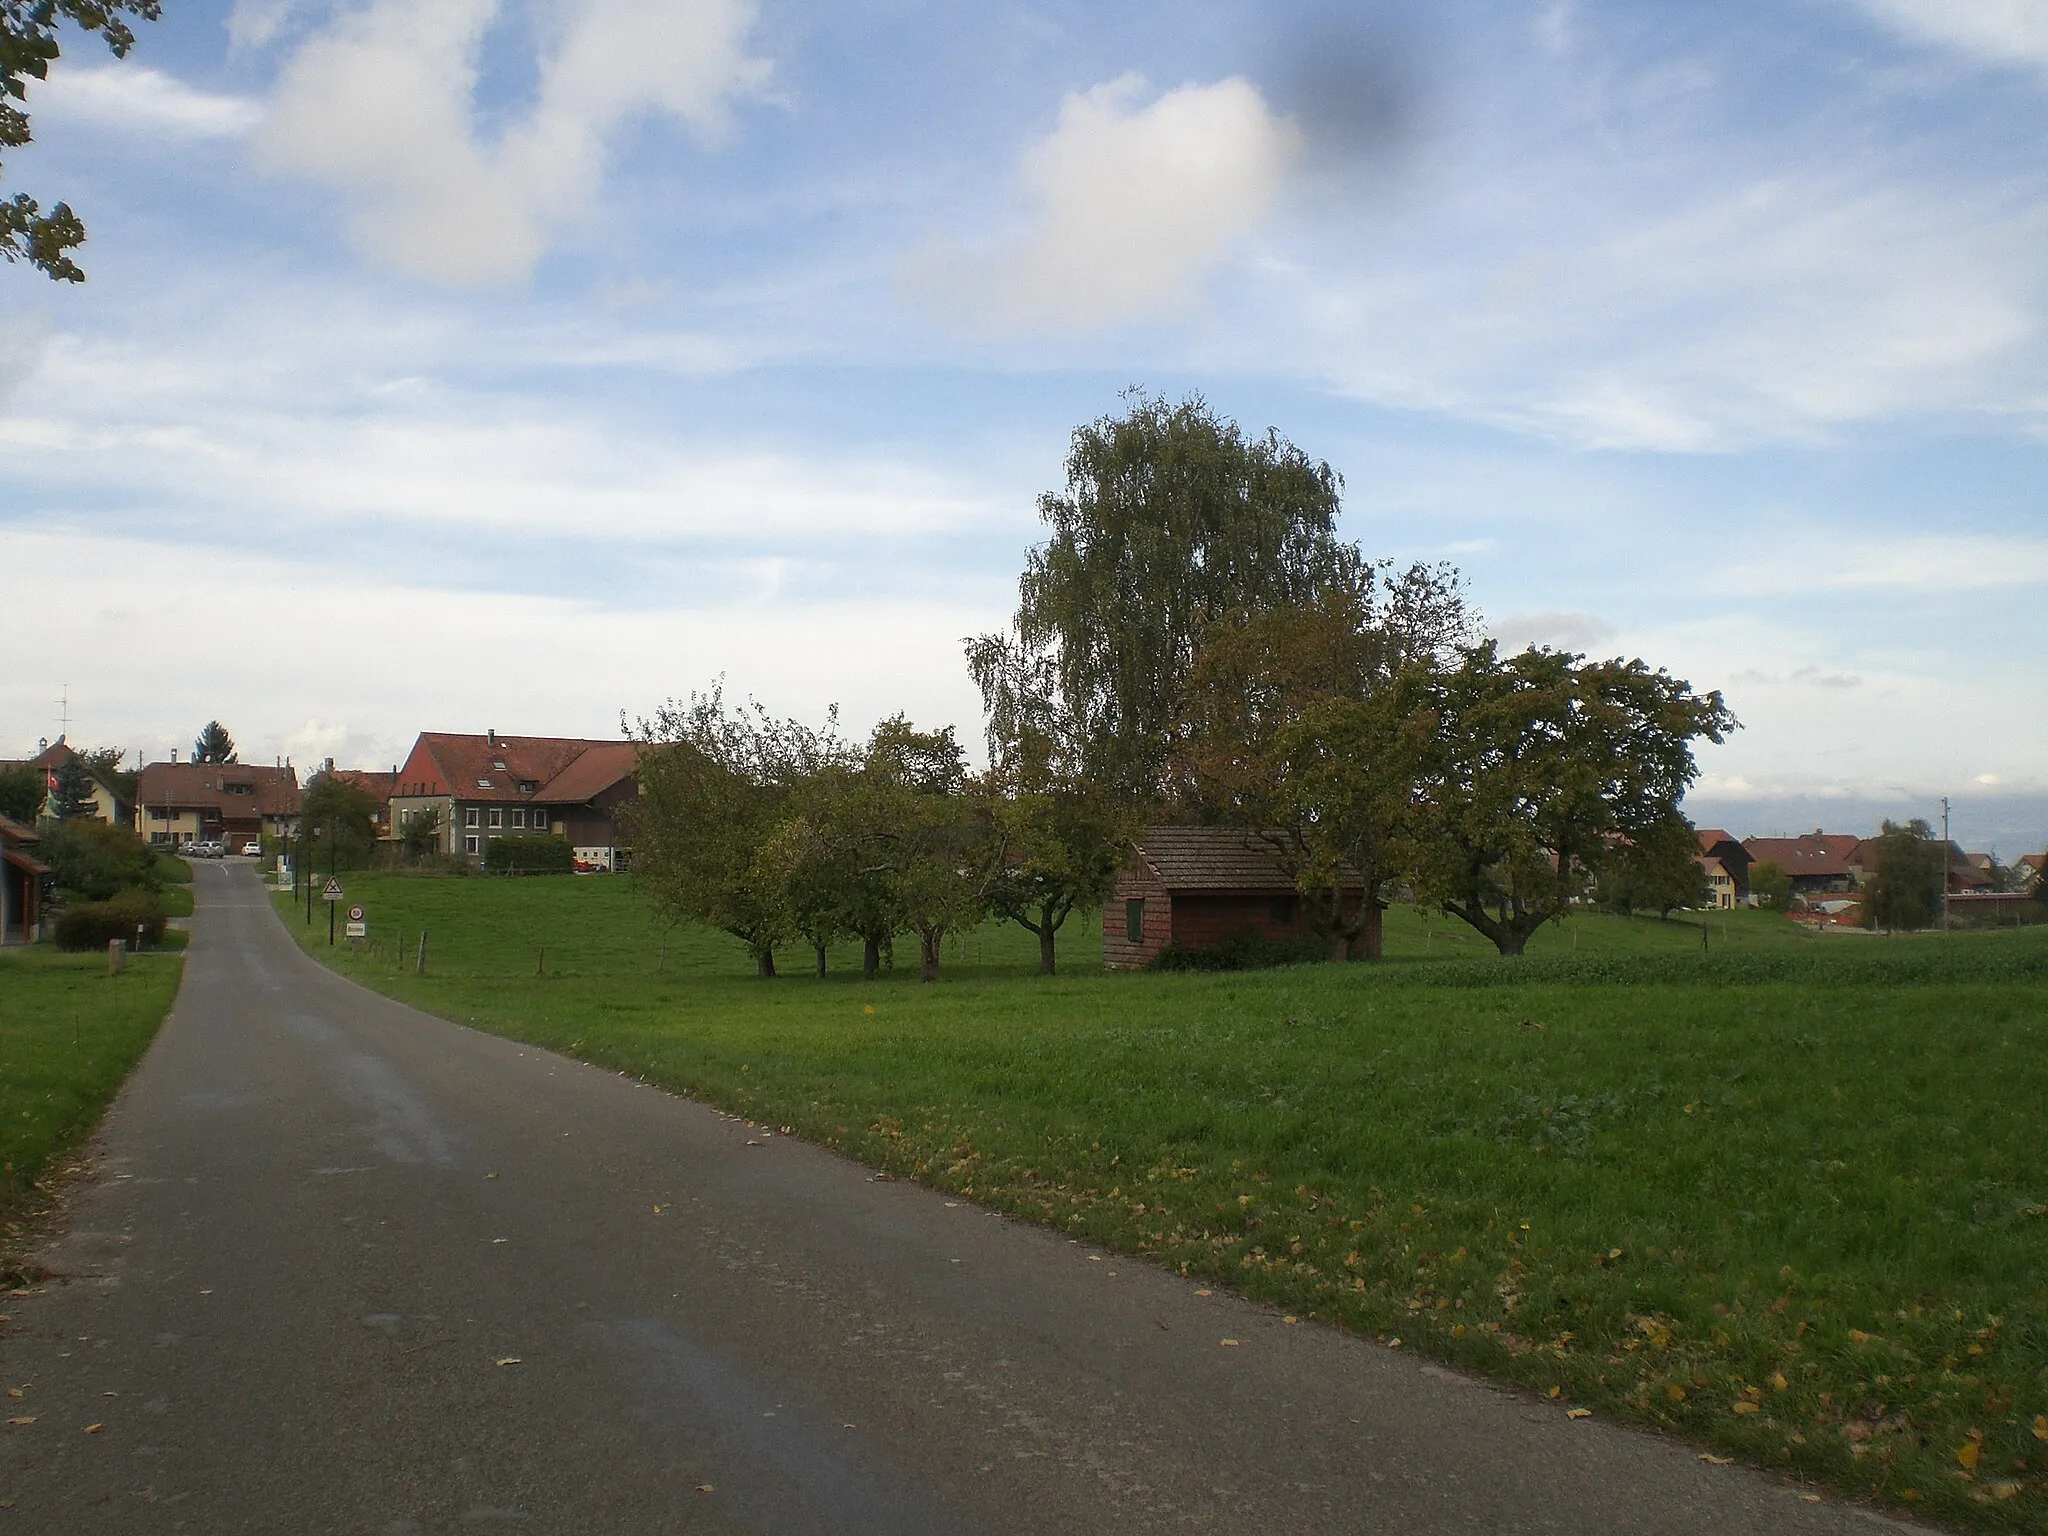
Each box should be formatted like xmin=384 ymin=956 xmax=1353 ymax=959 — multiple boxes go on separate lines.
xmin=40 ymin=819 xmax=160 ymax=902
xmin=1149 ymin=929 xmax=1328 ymax=971
xmin=483 ymin=835 xmax=573 ymax=875
xmin=54 ymin=889 xmax=169 ymax=951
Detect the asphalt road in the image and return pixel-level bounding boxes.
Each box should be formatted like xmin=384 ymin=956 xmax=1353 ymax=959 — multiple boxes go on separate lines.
xmin=0 ymin=862 xmax=1932 ymax=1534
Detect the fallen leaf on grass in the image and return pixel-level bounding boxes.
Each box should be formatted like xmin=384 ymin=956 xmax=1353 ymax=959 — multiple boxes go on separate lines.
xmin=83 ymin=1422 xmax=105 ymax=1434
xmin=1801 ymin=1494 xmax=1821 ymax=1503
xmin=494 ymin=1357 xmax=522 ymax=1367
xmin=1219 ymin=1339 xmax=1242 ymax=1348
xmin=2033 ymin=1415 xmax=2048 ymax=1442
xmin=1847 ymin=1329 xmax=1873 ymax=1345
xmin=1566 ymin=1408 xmax=1591 ymax=1420
xmin=4 ymin=1388 xmax=20 ymax=1398
xmin=1194 ymin=1289 xmax=1213 ymax=1297
xmin=7 ymin=1416 xmax=34 ymax=1426
xmin=1699 ymin=1454 xmax=1735 ymax=1465
xmin=1731 ymin=1402 xmax=1760 ymax=1416
xmin=1955 ymin=1441 xmax=1981 ymax=1470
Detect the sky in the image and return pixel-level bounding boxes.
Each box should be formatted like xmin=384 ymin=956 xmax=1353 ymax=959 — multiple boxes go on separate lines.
xmin=2 ymin=0 xmax=2045 ymax=854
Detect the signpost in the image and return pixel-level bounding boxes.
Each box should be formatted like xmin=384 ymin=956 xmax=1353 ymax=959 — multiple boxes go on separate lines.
xmin=345 ymin=902 xmax=367 ymax=942
xmin=323 ymin=877 xmax=344 ymax=946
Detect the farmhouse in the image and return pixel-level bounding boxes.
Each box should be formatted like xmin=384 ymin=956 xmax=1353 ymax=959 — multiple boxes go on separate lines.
xmin=388 ymin=730 xmax=639 ymax=869
xmin=1104 ymin=825 xmax=1364 ymax=970
xmin=0 ymin=738 xmax=129 ymax=825
xmin=1741 ymin=831 xmax=1863 ymax=896
xmin=1 ymin=814 xmax=49 ymax=945
xmin=134 ymin=761 xmax=301 ymax=850
xmin=1693 ymin=828 xmax=1751 ymax=908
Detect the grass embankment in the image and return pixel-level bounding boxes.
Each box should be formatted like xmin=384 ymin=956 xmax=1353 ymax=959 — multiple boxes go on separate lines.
xmin=156 ymin=852 xmax=194 ymax=919
xmin=0 ymin=948 xmax=182 ymax=1267
xmin=275 ymin=874 xmax=2048 ymax=1530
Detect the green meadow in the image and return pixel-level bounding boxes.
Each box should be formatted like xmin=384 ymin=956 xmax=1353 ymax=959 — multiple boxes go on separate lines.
xmin=0 ymin=948 xmax=183 ymax=1265
xmin=275 ymin=872 xmax=2048 ymax=1530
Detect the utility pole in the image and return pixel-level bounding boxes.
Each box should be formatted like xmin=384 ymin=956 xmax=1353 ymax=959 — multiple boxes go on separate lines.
xmin=1940 ymin=796 xmax=1951 ymax=931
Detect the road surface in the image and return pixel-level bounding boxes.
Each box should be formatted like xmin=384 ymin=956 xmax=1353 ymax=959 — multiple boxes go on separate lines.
xmin=1 ymin=863 xmax=1929 ymax=1532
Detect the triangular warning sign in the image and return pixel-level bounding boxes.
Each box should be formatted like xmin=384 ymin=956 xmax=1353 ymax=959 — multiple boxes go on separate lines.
xmin=322 ymin=877 xmax=345 ymax=899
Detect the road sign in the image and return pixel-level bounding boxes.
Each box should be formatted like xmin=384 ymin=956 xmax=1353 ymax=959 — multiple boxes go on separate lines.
xmin=322 ymin=878 xmax=344 ymax=902
xmin=348 ymin=904 xmax=364 ymax=922
xmin=345 ymin=920 xmax=367 ymax=939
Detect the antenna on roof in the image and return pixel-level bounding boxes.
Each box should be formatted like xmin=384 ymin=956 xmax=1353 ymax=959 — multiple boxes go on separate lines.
xmin=55 ymin=681 xmax=69 ymax=743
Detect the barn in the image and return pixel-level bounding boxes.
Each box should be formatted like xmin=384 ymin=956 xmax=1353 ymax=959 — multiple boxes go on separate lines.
xmin=1103 ymin=825 xmax=1366 ymax=970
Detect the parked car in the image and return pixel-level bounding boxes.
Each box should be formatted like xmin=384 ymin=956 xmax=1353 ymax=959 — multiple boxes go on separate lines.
xmin=242 ymin=841 xmax=262 ymax=857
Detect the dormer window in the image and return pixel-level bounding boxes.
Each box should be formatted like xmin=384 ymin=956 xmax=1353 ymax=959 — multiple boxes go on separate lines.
xmin=492 ymin=759 xmax=508 ymax=772
xmin=518 ymin=781 xmax=536 ymax=794
xmin=476 ymin=778 xmax=492 ymax=789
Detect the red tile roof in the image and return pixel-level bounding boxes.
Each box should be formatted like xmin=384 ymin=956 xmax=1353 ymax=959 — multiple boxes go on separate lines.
xmin=396 ymin=733 xmax=637 ymax=806
xmin=1132 ymin=826 xmax=1359 ymax=893
xmin=137 ymin=762 xmax=301 ymax=816
xmin=1741 ymin=833 xmax=1862 ymax=879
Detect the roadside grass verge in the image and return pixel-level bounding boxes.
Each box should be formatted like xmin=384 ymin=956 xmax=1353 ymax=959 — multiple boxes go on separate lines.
xmin=275 ymin=874 xmax=2048 ymax=1530
xmin=0 ymin=949 xmax=183 ymax=1267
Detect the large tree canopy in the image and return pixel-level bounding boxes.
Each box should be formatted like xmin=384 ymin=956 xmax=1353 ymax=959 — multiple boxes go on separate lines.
xmin=2 ymin=0 xmax=160 ymax=281
xmin=970 ymin=392 xmax=1366 ymax=802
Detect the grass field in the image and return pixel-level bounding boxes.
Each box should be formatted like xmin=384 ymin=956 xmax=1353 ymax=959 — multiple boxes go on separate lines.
xmin=0 ymin=948 xmax=183 ymax=1266
xmin=274 ymin=873 xmax=2048 ymax=1530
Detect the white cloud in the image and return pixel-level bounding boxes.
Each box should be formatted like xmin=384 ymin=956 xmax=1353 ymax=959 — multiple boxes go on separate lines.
xmin=252 ymin=0 xmax=769 ymax=284
xmin=1489 ymin=610 xmax=1615 ymax=652
xmin=38 ymin=66 xmax=261 ymax=138
xmin=911 ymin=74 xmax=1303 ymax=331
xmin=1848 ymin=0 xmax=2048 ymax=72
xmin=0 ymin=530 xmax=993 ymax=771
xmin=227 ymin=0 xmax=308 ymax=54
xmin=1723 ymin=534 xmax=2048 ymax=593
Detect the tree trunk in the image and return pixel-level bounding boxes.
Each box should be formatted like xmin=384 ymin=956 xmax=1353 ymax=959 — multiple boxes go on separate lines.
xmin=918 ymin=925 xmax=943 ymax=982
xmin=1356 ymin=901 xmax=1385 ymax=960
xmin=1327 ymin=929 xmax=1351 ymax=963
xmin=813 ymin=942 xmax=827 ymax=978
xmin=1039 ymin=921 xmax=1057 ymax=976
xmin=862 ymin=936 xmax=880 ymax=981
xmin=755 ymin=946 xmax=777 ymax=979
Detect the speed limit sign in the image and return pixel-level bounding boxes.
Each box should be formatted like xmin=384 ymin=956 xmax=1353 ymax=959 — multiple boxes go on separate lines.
xmin=348 ymin=904 xmax=364 ymax=922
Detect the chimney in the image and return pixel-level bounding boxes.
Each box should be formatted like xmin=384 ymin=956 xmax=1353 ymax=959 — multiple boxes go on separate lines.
xmin=487 ymin=728 xmax=497 ymax=748
xmin=171 ymin=747 xmax=178 ymax=764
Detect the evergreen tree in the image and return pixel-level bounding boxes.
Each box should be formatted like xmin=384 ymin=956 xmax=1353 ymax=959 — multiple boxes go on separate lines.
xmin=193 ymin=720 xmax=237 ymax=764
xmin=47 ymin=753 xmax=98 ymax=820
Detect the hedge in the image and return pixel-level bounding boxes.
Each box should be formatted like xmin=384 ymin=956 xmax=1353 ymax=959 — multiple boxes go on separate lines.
xmin=483 ymin=834 xmax=574 ymax=875
xmin=54 ymin=889 xmax=169 ymax=951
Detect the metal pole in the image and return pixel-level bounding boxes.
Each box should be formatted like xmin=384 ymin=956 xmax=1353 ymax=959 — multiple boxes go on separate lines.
xmin=1940 ymin=796 xmax=1951 ymax=930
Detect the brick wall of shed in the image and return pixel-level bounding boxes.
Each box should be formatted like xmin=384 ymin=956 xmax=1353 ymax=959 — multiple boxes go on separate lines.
xmin=1103 ymin=861 xmax=1172 ymax=970
xmin=1169 ymin=893 xmax=1312 ymax=948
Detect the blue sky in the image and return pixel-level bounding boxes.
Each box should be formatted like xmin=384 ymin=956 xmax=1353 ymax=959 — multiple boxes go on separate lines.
xmin=3 ymin=0 xmax=2045 ymax=853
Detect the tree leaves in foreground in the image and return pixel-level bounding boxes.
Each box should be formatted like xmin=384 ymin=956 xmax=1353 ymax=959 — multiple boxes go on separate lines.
xmin=2 ymin=0 xmax=160 ymax=282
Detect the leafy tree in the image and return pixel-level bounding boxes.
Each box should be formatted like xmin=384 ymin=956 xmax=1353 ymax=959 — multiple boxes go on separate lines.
xmin=38 ymin=816 xmax=156 ymax=900
xmin=631 ymin=685 xmax=847 ymax=978
xmin=79 ymin=745 xmax=135 ymax=806
xmin=2 ymin=0 xmax=159 ymax=282
xmin=0 ymin=760 xmax=43 ymax=822
xmin=968 ymin=392 xmax=1366 ymax=802
xmin=862 ymin=718 xmax=993 ymax=983
xmin=399 ymin=803 xmax=442 ymax=864
xmin=1592 ymin=814 xmax=1712 ymax=918
xmin=985 ymin=773 xmax=1129 ymax=975
xmin=192 ymin=720 xmax=237 ymax=764
xmin=1749 ymin=859 xmax=1791 ymax=913
xmin=47 ymin=751 xmax=98 ymax=819
xmin=299 ymin=774 xmax=379 ymax=871
xmin=1410 ymin=644 xmax=1737 ymax=956
xmin=1862 ymin=818 xmax=1944 ymax=933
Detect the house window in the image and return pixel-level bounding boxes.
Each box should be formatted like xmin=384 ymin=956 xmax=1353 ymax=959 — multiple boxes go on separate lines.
xmin=464 ymin=834 xmax=478 ymax=855
xmin=1125 ymin=898 xmax=1146 ymax=945
xmin=488 ymin=808 xmax=503 ymax=829
xmin=512 ymin=809 xmax=525 ymax=829
xmin=464 ymin=807 xmax=479 ymax=828
xmin=532 ymin=813 xmax=550 ymax=835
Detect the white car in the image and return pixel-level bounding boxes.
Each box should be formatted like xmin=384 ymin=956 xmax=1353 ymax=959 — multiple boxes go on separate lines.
xmin=242 ymin=841 xmax=262 ymax=856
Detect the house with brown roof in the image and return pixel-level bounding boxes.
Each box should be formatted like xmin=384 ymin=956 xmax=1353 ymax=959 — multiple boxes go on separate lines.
xmin=1693 ymin=828 xmax=1751 ymax=908
xmin=134 ymin=760 xmax=301 ymax=850
xmin=388 ymin=730 xmax=640 ymax=868
xmin=1103 ymin=826 xmax=1366 ymax=970
xmin=1 ymin=814 xmax=50 ymax=944
xmin=313 ymin=764 xmax=400 ymax=841
xmin=0 ymin=738 xmax=129 ymax=825
xmin=1741 ymin=832 xmax=1864 ymax=896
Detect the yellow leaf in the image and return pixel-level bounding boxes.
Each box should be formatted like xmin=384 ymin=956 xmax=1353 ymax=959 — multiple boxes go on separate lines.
xmin=1566 ymin=1408 xmax=1591 ymax=1419
xmin=83 ymin=1422 xmax=106 ymax=1434
xmin=1699 ymin=1454 xmax=1735 ymax=1465
xmin=1194 ymin=1289 xmax=1213 ymax=1297
xmin=1847 ymin=1329 xmax=1872 ymax=1344
xmin=494 ymin=1356 xmax=522 ymax=1367
xmin=6 ymin=1416 xmax=34 ymax=1426
xmin=1219 ymin=1339 xmax=1242 ymax=1347
xmin=1770 ymin=1372 xmax=1788 ymax=1392
xmin=1731 ymin=1402 xmax=1760 ymax=1415
xmin=1956 ymin=1441 xmax=1981 ymax=1470
xmin=1547 ymin=1386 xmax=1561 ymax=1399
xmin=1667 ymin=1385 xmax=1686 ymax=1402
xmin=695 ymin=1484 xmax=715 ymax=1494
xmin=2033 ymin=1415 xmax=2048 ymax=1442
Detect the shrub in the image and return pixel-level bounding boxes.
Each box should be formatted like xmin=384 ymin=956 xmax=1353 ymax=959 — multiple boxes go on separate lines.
xmin=54 ymin=889 xmax=168 ymax=951
xmin=483 ymin=835 xmax=573 ymax=875
xmin=40 ymin=819 xmax=160 ymax=901
xmin=1149 ymin=929 xmax=1328 ymax=971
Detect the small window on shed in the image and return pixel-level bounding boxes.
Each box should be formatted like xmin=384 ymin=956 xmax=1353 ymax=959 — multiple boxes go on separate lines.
xmin=1125 ymin=898 xmax=1145 ymax=945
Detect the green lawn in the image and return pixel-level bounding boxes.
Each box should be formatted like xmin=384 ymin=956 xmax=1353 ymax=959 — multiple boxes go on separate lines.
xmin=275 ymin=874 xmax=2048 ymax=1530
xmin=0 ymin=948 xmax=183 ymax=1265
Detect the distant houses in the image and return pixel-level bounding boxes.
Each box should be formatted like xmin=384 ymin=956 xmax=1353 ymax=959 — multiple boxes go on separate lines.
xmin=0 ymin=738 xmax=130 ymax=826
xmin=388 ymin=729 xmax=639 ymax=870
xmin=1693 ymin=828 xmax=1751 ymax=909
xmin=135 ymin=760 xmax=301 ymax=851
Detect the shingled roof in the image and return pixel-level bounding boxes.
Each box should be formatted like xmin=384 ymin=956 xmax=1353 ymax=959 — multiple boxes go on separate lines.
xmin=1131 ymin=826 xmax=1361 ymax=893
xmin=396 ymin=733 xmax=637 ymax=806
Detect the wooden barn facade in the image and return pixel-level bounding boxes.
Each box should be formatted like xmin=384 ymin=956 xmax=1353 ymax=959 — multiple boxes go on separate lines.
xmin=1103 ymin=826 xmax=1364 ymax=970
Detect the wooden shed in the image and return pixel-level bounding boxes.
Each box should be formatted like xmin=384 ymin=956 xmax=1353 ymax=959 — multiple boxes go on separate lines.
xmin=1103 ymin=825 xmax=1364 ymax=970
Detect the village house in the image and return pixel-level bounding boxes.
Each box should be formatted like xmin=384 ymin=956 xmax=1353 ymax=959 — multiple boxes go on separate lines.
xmin=0 ymin=738 xmax=129 ymax=826
xmin=1 ymin=814 xmax=49 ymax=944
xmin=1103 ymin=826 xmax=1365 ymax=970
xmin=387 ymin=730 xmax=639 ymax=869
xmin=1693 ymin=828 xmax=1752 ymax=908
xmin=134 ymin=760 xmax=301 ymax=850
xmin=1741 ymin=832 xmax=1864 ymax=897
